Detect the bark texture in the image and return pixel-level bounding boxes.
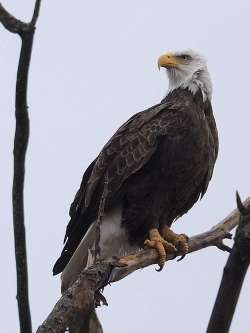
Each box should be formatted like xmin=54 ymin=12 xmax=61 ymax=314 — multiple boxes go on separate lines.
xmin=37 ymin=197 xmax=250 ymax=333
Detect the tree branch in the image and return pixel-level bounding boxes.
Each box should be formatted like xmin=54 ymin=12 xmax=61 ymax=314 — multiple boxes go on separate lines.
xmin=0 ymin=2 xmax=42 ymax=333
xmin=206 ymin=194 xmax=250 ymax=333
xmin=31 ymin=0 xmax=42 ymax=27
xmin=0 ymin=3 xmax=29 ymax=34
xmin=37 ymin=197 xmax=250 ymax=333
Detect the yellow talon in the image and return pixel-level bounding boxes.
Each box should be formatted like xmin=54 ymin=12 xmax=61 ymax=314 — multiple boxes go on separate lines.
xmin=161 ymin=226 xmax=189 ymax=257
xmin=144 ymin=228 xmax=177 ymax=270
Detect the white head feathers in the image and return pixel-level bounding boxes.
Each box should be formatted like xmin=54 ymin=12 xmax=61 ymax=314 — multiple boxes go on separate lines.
xmin=158 ymin=49 xmax=212 ymax=101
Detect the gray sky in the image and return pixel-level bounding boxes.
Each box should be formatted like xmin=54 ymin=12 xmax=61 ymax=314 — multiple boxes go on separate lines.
xmin=1 ymin=0 xmax=250 ymax=332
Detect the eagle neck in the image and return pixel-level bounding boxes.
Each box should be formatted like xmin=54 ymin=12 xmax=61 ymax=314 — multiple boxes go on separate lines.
xmin=166 ymin=67 xmax=212 ymax=102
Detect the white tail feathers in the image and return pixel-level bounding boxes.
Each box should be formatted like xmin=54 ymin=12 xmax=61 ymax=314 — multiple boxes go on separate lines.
xmin=61 ymin=203 xmax=139 ymax=293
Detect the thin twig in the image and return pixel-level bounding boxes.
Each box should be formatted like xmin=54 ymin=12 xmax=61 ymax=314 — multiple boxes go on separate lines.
xmin=0 ymin=1 xmax=42 ymax=333
xmin=31 ymin=0 xmax=42 ymax=27
xmin=37 ymin=197 xmax=250 ymax=333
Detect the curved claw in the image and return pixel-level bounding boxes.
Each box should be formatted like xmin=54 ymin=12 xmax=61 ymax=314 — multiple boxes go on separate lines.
xmin=144 ymin=228 xmax=176 ymax=270
xmin=156 ymin=264 xmax=164 ymax=272
xmin=177 ymin=253 xmax=186 ymax=262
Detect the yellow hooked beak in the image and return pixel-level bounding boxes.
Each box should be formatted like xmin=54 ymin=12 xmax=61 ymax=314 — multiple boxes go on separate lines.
xmin=157 ymin=53 xmax=180 ymax=70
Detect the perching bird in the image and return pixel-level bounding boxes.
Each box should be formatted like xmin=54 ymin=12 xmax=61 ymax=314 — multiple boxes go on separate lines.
xmin=53 ymin=49 xmax=218 ymax=292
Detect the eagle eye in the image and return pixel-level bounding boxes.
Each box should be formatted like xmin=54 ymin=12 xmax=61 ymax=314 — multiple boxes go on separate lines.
xmin=180 ymin=54 xmax=191 ymax=61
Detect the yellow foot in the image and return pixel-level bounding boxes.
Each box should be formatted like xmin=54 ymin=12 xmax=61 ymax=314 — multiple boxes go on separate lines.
xmin=161 ymin=226 xmax=189 ymax=260
xmin=144 ymin=228 xmax=177 ymax=271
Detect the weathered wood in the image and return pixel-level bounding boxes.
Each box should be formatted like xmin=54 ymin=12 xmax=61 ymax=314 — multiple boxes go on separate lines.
xmin=37 ymin=197 xmax=250 ymax=333
xmin=37 ymin=264 xmax=112 ymax=333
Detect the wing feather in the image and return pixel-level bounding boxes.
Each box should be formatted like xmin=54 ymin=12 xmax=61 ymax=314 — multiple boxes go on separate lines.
xmin=84 ymin=102 xmax=169 ymax=207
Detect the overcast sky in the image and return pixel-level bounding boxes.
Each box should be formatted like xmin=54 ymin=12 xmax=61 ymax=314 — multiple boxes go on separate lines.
xmin=1 ymin=1 xmax=250 ymax=332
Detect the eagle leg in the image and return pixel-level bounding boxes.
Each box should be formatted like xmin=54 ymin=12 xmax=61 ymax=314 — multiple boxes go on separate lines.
xmin=160 ymin=226 xmax=189 ymax=258
xmin=144 ymin=228 xmax=177 ymax=271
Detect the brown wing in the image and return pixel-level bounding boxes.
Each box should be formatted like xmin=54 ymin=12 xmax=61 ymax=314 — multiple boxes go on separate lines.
xmin=53 ymin=102 xmax=170 ymax=275
xmin=200 ymin=99 xmax=219 ymax=197
xmin=74 ymin=101 xmax=168 ymax=211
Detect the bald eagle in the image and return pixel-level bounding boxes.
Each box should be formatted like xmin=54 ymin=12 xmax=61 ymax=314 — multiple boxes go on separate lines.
xmin=53 ymin=49 xmax=218 ymax=292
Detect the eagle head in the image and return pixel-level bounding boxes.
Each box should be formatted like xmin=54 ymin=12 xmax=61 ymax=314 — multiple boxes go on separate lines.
xmin=158 ymin=49 xmax=212 ymax=100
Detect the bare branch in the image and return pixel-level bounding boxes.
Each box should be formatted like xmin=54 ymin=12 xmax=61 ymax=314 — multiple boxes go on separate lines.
xmin=206 ymin=247 xmax=249 ymax=333
xmin=1 ymin=1 xmax=42 ymax=332
xmin=0 ymin=3 xmax=29 ymax=34
xmin=0 ymin=0 xmax=42 ymax=34
xmin=206 ymin=194 xmax=250 ymax=333
xmin=37 ymin=264 xmax=112 ymax=333
xmin=37 ymin=197 xmax=250 ymax=333
xmin=31 ymin=0 xmax=42 ymax=27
